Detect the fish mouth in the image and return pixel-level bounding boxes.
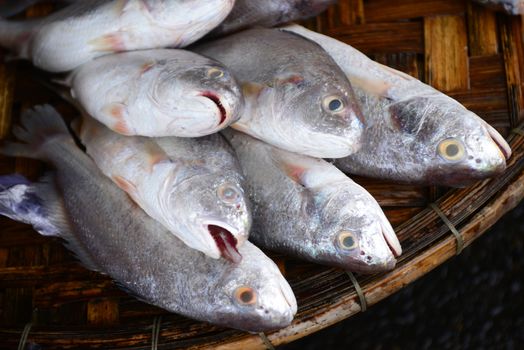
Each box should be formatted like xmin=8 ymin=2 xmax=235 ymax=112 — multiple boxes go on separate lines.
xmin=207 ymin=224 xmax=242 ymax=263
xmin=380 ymin=218 xmax=402 ymax=257
xmin=200 ymin=92 xmax=227 ymax=126
xmin=482 ymin=120 xmax=512 ymax=160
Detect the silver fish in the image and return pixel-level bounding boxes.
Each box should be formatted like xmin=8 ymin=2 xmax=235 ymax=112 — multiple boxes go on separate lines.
xmin=223 ymin=129 xmax=401 ymax=273
xmin=78 ymin=116 xmax=251 ymax=262
xmin=283 ymin=24 xmax=511 ymax=187
xmin=0 ymin=105 xmax=296 ymax=332
xmin=68 ymin=49 xmax=243 ymax=137
xmin=192 ymin=28 xmax=364 ymax=158
xmin=473 ymin=0 xmax=524 ymax=14
xmin=0 ymin=0 xmax=235 ymax=72
xmin=208 ymin=0 xmax=335 ymax=37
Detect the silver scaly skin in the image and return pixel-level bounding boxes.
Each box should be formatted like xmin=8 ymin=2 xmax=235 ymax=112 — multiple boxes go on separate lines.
xmin=78 ymin=116 xmax=251 ymax=262
xmin=192 ymin=28 xmax=364 ymax=159
xmin=0 ymin=0 xmax=235 ymax=72
xmin=207 ymin=0 xmax=336 ymax=37
xmin=0 ymin=105 xmax=296 ymax=332
xmin=223 ymin=129 xmax=401 ymax=274
xmin=69 ymin=49 xmax=243 ymax=137
xmin=283 ymin=24 xmax=511 ymax=187
xmin=473 ymin=0 xmax=524 ymax=14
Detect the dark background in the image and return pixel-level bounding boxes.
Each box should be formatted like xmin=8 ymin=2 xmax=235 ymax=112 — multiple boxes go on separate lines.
xmin=279 ymin=201 xmax=524 ymax=350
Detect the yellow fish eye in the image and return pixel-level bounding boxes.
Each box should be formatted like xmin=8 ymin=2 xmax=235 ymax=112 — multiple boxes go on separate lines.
xmin=323 ymin=95 xmax=345 ymax=113
xmin=217 ymin=182 xmax=242 ymax=205
xmin=438 ymin=138 xmax=466 ymax=162
xmin=234 ymin=286 xmax=257 ymax=306
xmin=337 ymin=231 xmax=357 ymax=250
xmin=207 ymin=67 xmax=224 ymax=79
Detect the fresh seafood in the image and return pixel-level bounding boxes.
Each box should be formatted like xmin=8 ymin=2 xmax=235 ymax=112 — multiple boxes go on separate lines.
xmin=0 ymin=0 xmax=235 ymax=72
xmin=474 ymin=0 xmax=524 ymax=14
xmin=68 ymin=49 xmax=243 ymax=137
xmin=78 ymin=116 xmax=251 ymax=262
xmin=192 ymin=28 xmax=364 ymax=158
xmin=0 ymin=105 xmax=296 ymax=332
xmin=283 ymin=24 xmax=511 ymax=186
xmin=208 ymin=0 xmax=335 ymax=37
xmin=224 ymin=129 xmax=401 ymax=273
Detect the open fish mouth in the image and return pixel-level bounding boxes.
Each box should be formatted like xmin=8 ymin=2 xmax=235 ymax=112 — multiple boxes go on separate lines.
xmin=482 ymin=120 xmax=512 ymax=160
xmin=207 ymin=224 xmax=242 ymax=263
xmin=200 ymin=92 xmax=227 ymax=126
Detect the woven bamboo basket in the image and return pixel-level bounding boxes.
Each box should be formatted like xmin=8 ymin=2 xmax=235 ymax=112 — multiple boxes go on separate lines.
xmin=1 ymin=0 xmax=524 ymax=348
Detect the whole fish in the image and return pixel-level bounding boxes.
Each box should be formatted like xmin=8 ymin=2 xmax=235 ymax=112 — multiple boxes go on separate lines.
xmin=0 ymin=105 xmax=296 ymax=332
xmin=283 ymin=24 xmax=511 ymax=187
xmin=224 ymin=130 xmax=401 ymax=273
xmin=0 ymin=0 xmax=235 ymax=72
xmin=474 ymin=0 xmax=524 ymax=14
xmin=192 ymin=28 xmax=364 ymax=159
xmin=208 ymin=0 xmax=336 ymax=38
xmin=68 ymin=49 xmax=243 ymax=137
xmin=78 ymin=116 xmax=251 ymax=262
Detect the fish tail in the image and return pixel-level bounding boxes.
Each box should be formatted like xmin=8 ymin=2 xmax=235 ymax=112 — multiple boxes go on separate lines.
xmin=0 ymin=173 xmax=60 ymax=236
xmin=0 ymin=104 xmax=73 ymax=160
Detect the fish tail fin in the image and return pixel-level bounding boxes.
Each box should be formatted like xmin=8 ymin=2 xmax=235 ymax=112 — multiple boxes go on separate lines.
xmin=0 ymin=173 xmax=60 ymax=236
xmin=0 ymin=104 xmax=73 ymax=160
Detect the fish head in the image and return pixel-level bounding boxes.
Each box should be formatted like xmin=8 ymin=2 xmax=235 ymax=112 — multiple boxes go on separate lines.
xmin=389 ymin=96 xmax=510 ymax=186
xmin=206 ymin=243 xmax=297 ymax=332
xmin=243 ymin=67 xmax=363 ymax=158
xmin=153 ymin=59 xmax=243 ymax=136
xmin=313 ymin=184 xmax=400 ymax=273
xmin=169 ymin=172 xmax=251 ymax=263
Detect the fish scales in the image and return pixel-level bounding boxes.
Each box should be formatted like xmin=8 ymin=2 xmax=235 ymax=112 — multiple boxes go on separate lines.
xmin=192 ymin=28 xmax=364 ymax=158
xmin=223 ymin=129 xmax=401 ymax=274
xmin=283 ymin=24 xmax=511 ymax=187
xmin=78 ymin=116 xmax=251 ymax=261
xmin=0 ymin=105 xmax=296 ymax=332
xmin=0 ymin=0 xmax=235 ymax=72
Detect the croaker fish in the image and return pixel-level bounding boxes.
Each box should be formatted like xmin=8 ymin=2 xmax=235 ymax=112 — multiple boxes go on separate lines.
xmin=68 ymin=49 xmax=243 ymax=137
xmin=224 ymin=130 xmax=401 ymax=273
xmin=0 ymin=0 xmax=235 ymax=72
xmin=0 ymin=105 xmax=296 ymax=332
xmin=283 ymin=24 xmax=511 ymax=187
xmin=208 ymin=0 xmax=335 ymax=37
xmin=474 ymin=0 xmax=524 ymax=14
xmin=193 ymin=28 xmax=363 ymax=158
xmin=78 ymin=116 xmax=251 ymax=262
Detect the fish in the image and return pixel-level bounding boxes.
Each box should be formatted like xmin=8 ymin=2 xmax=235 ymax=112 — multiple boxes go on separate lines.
xmin=473 ymin=0 xmax=524 ymax=14
xmin=0 ymin=0 xmax=235 ymax=72
xmin=282 ymin=24 xmax=512 ymax=187
xmin=223 ymin=129 xmax=401 ymax=273
xmin=208 ymin=0 xmax=336 ymax=38
xmin=77 ymin=116 xmax=251 ymax=262
xmin=0 ymin=105 xmax=297 ymax=332
xmin=67 ymin=49 xmax=243 ymax=137
xmin=192 ymin=28 xmax=364 ymax=159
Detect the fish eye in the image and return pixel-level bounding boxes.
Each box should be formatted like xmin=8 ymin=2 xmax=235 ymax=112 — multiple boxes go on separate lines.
xmin=322 ymin=95 xmax=345 ymax=113
xmin=437 ymin=138 xmax=466 ymax=162
xmin=207 ymin=67 xmax=224 ymax=79
xmin=337 ymin=231 xmax=357 ymax=250
xmin=234 ymin=286 xmax=257 ymax=306
xmin=217 ymin=182 xmax=242 ymax=205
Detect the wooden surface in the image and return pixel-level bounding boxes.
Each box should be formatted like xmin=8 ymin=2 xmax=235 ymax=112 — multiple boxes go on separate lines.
xmin=1 ymin=0 xmax=524 ymax=349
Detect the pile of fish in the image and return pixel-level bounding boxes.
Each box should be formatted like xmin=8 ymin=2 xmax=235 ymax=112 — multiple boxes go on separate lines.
xmin=0 ymin=0 xmax=512 ymax=332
